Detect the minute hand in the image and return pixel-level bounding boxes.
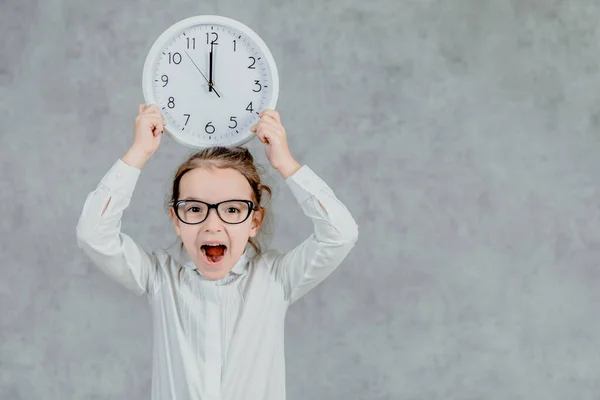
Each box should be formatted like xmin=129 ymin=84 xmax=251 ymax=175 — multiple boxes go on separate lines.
xmin=209 ymin=42 xmax=214 ymax=93
xmin=184 ymin=51 xmax=221 ymax=98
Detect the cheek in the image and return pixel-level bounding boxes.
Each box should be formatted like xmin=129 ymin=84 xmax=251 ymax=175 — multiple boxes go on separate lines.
xmin=179 ymin=227 xmax=200 ymax=249
xmin=226 ymin=225 xmax=252 ymax=248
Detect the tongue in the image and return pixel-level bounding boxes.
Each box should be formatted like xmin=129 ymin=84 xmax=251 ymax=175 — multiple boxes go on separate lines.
xmin=205 ymin=245 xmax=225 ymax=257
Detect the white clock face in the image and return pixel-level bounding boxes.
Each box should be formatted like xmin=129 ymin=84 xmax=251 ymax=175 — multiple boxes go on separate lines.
xmin=142 ymin=17 xmax=279 ymax=149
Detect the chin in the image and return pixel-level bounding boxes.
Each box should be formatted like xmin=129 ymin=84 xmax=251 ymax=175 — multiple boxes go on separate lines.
xmin=197 ymin=266 xmax=229 ymax=280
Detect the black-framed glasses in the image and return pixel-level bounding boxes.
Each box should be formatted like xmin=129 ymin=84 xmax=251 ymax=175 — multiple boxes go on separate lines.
xmin=171 ymin=199 xmax=255 ymax=225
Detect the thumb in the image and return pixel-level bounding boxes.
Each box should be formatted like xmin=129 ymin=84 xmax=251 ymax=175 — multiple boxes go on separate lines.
xmin=139 ymin=104 xmax=145 ymax=114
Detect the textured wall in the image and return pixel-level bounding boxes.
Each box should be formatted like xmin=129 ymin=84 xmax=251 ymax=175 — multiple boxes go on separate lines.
xmin=3 ymin=0 xmax=600 ymax=398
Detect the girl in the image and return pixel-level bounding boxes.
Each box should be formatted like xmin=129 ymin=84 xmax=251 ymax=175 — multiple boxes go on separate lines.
xmin=76 ymin=104 xmax=359 ymax=400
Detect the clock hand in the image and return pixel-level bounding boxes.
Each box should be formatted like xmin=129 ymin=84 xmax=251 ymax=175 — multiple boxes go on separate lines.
xmin=184 ymin=51 xmax=221 ymax=98
xmin=209 ymin=42 xmax=214 ymax=93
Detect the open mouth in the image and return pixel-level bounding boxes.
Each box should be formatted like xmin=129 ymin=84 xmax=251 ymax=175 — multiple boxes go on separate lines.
xmin=200 ymin=243 xmax=228 ymax=265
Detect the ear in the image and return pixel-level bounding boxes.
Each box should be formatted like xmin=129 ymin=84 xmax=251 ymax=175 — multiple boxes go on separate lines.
xmin=169 ymin=207 xmax=182 ymax=236
xmin=249 ymin=207 xmax=264 ymax=238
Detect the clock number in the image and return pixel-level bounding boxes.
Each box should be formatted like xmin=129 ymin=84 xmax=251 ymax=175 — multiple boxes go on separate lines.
xmin=229 ymin=117 xmax=238 ymax=129
xmin=186 ymin=37 xmax=196 ymax=50
xmin=206 ymin=32 xmax=218 ymax=45
xmin=205 ymin=122 xmax=215 ymax=134
xmin=246 ymin=102 xmax=253 ymax=113
xmin=253 ymin=80 xmax=262 ymax=92
xmin=233 ymin=40 xmax=237 ymax=52
xmin=168 ymin=52 xmax=182 ymax=64
xmin=161 ymin=75 xmax=168 ymax=87
xmin=168 ymin=97 xmax=175 ymax=109
xmin=248 ymin=57 xmax=256 ymax=69
xmin=183 ymin=114 xmax=191 ymax=126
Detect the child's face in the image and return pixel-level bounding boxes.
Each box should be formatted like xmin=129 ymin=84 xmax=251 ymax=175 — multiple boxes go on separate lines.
xmin=170 ymin=167 xmax=263 ymax=280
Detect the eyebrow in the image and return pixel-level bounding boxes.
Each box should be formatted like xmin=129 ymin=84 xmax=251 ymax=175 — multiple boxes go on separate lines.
xmin=179 ymin=196 xmax=205 ymax=202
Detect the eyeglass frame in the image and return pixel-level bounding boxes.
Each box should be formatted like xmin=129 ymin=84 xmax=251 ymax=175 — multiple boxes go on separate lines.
xmin=170 ymin=199 xmax=256 ymax=225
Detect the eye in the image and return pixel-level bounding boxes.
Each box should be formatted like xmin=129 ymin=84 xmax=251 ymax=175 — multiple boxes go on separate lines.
xmin=187 ymin=206 xmax=203 ymax=213
xmin=226 ymin=207 xmax=240 ymax=214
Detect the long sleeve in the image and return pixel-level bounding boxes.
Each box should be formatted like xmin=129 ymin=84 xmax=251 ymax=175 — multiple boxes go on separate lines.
xmin=268 ymin=165 xmax=359 ymax=304
xmin=75 ymin=158 xmax=161 ymax=296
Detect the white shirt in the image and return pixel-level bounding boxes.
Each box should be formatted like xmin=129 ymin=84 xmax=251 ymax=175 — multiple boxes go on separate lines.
xmin=76 ymin=158 xmax=359 ymax=400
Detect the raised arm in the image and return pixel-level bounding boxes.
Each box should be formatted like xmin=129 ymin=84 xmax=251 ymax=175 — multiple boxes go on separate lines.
xmin=268 ymin=165 xmax=359 ymax=304
xmin=250 ymin=109 xmax=359 ymax=304
xmin=76 ymin=104 xmax=167 ymax=295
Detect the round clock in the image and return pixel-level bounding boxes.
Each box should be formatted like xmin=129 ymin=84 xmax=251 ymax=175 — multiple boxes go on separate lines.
xmin=141 ymin=15 xmax=280 ymax=149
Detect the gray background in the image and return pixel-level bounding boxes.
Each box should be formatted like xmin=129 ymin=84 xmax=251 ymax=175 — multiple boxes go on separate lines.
xmin=2 ymin=0 xmax=600 ymax=398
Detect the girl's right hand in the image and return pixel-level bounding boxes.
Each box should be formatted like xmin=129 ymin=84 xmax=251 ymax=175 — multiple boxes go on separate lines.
xmin=123 ymin=104 xmax=167 ymax=169
xmin=132 ymin=104 xmax=167 ymax=157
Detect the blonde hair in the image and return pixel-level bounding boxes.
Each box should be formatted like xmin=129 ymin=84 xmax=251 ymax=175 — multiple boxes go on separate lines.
xmin=166 ymin=146 xmax=273 ymax=259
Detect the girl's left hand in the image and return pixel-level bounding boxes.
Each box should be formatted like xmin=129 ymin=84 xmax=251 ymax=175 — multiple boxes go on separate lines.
xmin=251 ymin=109 xmax=300 ymax=178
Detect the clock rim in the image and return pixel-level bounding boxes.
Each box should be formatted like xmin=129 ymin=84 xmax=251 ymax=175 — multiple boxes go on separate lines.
xmin=141 ymin=15 xmax=280 ymax=150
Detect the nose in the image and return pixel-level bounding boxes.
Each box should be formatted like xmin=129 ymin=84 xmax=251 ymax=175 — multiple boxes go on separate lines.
xmin=202 ymin=208 xmax=224 ymax=231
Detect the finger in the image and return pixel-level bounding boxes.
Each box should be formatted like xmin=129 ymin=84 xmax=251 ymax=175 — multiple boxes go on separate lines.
xmin=257 ymin=122 xmax=286 ymax=141
xmin=259 ymin=116 xmax=284 ymax=134
xmin=255 ymin=130 xmax=268 ymax=144
xmin=139 ymin=104 xmax=145 ymax=114
xmin=255 ymin=133 xmax=268 ymax=145
xmin=144 ymin=113 xmax=162 ymax=123
xmin=141 ymin=104 xmax=159 ymax=117
xmin=254 ymin=125 xmax=271 ymax=142
xmin=152 ymin=115 xmax=164 ymax=127
xmin=144 ymin=104 xmax=160 ymax=114
xmin=259 ymin=109 xmax=280 ymax=122
xmin=252 ymin=118 xmax=282 ymax=135
xmin=250 ymin=122 xmax=265 ymax=132
xmin=155 ymin=111 xmax=167 ymax=126
xmin=153 ymin=122 xmax=164 ymax=136
xmin=259 ymin=109 xmax=281 ymax=124
xmin=147 ymin=116 xmax=164 ymax=132
xmin=145 ymin=106 xmax=166 ymax=125
xmin=257 ymin=126 xmax=284 ymax=145
xmin=257 ymin=117 xmax=283 ymax=131
xmin=157 ymin=112 xmax=167 ymax=126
